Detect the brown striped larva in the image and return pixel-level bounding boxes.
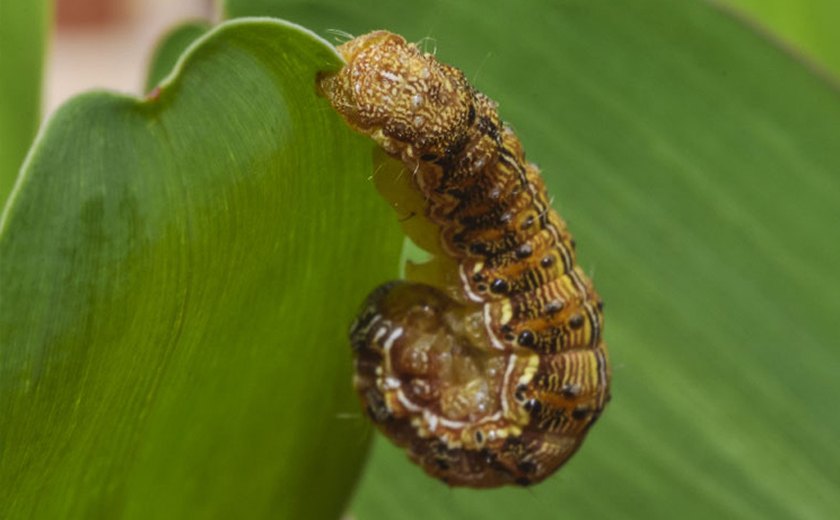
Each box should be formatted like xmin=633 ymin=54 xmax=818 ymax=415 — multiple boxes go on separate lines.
xmin=319 ymin=31 xmax=610 ymax=488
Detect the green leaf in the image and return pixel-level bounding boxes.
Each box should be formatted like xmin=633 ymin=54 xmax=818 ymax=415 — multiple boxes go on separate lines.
xmin=224 ymin=1 xmax=840 ymax=518
xmin=716 ymin=0 xmax=840 ymax=80
xmin=145 ymin=20 xmax=213 ymax=93
xmin=0 ymin=18 xmax=402 ymax=519
xmin=0 ymin=0 xmax=50 ymax=203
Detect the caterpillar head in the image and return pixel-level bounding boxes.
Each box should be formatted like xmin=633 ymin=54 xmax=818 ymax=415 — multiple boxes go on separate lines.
xmin=318 ymin=31 xmax=474 ymax=156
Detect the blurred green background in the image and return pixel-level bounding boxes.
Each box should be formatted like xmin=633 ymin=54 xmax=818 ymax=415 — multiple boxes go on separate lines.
xmin=2 ymin=0 xmax=838 ymax=519
xmin=722 ymin=0 xmax=840 ymax=78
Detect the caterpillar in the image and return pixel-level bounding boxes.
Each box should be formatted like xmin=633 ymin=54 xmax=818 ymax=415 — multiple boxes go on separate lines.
xmin=318 ymin=31 xmax=610 ymax=488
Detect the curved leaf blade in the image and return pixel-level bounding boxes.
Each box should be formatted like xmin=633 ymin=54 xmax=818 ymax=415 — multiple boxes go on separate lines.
xmin=0 ymin=18 xmax=401 ymax=519
xmin=145 ymin=20 xmax=213 ymax=93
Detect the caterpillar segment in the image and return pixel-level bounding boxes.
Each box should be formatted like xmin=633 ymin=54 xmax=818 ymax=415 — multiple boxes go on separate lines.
xmin=320 ymin=30 xmax=610 ymax=487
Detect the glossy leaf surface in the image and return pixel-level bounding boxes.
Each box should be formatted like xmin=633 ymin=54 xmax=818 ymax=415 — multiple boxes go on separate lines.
xmin=0 ymin=19 xmax=402 ymax=519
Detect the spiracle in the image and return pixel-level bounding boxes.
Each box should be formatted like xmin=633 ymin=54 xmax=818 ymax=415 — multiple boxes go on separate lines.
xmin=318 ymin=31 xmax=610 ymax=488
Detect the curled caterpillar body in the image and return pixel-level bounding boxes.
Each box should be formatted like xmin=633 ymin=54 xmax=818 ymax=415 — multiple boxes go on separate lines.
xmin=319 ymin=31 xmax=610 ymax=488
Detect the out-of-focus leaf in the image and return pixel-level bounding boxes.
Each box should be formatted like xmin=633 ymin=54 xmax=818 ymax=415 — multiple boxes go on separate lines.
xmin=0 ymin=0 xmax=50 ymax=203
xmin=716 ymin=0 xmax=840 ymax=80
xmin=0 ymin=18 xmax=402 ymax=519
xmin=224 ymin=1 xmax=840 ymax=518
xmin=145 ymin=20 xmax=212 ymax=93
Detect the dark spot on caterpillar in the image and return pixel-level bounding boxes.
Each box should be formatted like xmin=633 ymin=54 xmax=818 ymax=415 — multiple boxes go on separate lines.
xmin=514 ymin=384 xmax=528 ymax=402
xmin=517 ymin=330 xmax=536 ymax=347
xmin=545 ymin=299 xmax=564 ymax=314
xmin=490 ymin=278 xmax=509 ymax=294
xmin=572 ymin=407 xmax=590 ymax=420
xmin=517 ymin=461 xmax=537 ymax=474
xmin=562 ymin=384 xmax=581 ymax=399
xmin=524 ymin=399 xmax=541 ymax=414
xmin=321 ymin=30 xmax=610 ymax=489
xmin=516 ymin=243 xmax=533 ymax=259
xmin=365 ymin=402 xmax=390 ymax=423
xmin=480 ymin=448 xmax=497 ymax=466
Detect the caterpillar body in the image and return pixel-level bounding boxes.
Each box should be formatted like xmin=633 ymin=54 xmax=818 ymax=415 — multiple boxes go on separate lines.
xmin=319 ymin=31 xmax=610 ymax=488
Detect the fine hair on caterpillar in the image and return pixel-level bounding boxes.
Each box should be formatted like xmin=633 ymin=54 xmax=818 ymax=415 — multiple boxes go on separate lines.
xmin=318 ymin=30 xmax=611 ymax=488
